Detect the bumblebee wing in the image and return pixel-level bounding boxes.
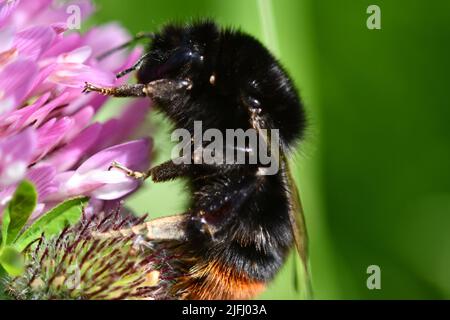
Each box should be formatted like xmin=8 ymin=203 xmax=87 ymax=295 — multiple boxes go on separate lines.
xmin=250 ymin=109 xmax=312 ymax=297
xmin=283 ymin=158 xmax=313 ymax=298
xmin=285 ymin=161 xmax=308 ymax=263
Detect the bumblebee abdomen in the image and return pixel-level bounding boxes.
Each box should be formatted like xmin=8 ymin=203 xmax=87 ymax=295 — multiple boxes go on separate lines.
xmin=172 ymin=259 xmax=266 ymax=300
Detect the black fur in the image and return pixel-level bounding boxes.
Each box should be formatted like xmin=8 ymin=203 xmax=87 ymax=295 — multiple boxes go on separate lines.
xmin=138 ymin=21 xmax=306 ymax=282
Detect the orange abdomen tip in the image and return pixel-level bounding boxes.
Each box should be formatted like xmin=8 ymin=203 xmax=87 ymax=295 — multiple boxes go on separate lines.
xmin=172 ymin=260 xmax=266 ymax=300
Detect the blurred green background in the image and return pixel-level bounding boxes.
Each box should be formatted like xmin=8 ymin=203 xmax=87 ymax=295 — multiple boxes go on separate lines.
xmin=91 ymin=0 xmax=450 ymax=299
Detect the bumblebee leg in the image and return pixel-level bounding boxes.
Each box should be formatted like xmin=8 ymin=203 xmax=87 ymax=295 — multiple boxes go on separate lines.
xmin=83 ymin=82 xmax=146 ymax=97
xmin=92 ymin=213 xmax=190 ymax=241
xmin=109 ymin=158 xmax=191 ymax=182
xmin=150 ymin=156 xmax=259 ymax=183
xmin=97 ymin=32 xmax=154 ymax=60
xmin=143 ymin=78 xmax=193 ymax=104
xmin=109 ymin=161 xmax=148 ymax=179
xmin=83 ymin=79 xmax=192 ymax=100
xmin=144 ymin=213 xmax=189 ymax=240
xmin=147 ymin=155 xmax=246 ymax=183
xmin=149 ymin=160 xmax=191 ymax=182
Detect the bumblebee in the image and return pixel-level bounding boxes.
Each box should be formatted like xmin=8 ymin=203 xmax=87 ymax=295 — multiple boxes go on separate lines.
xmin=85 ymin=20 xmax=310 ymax=300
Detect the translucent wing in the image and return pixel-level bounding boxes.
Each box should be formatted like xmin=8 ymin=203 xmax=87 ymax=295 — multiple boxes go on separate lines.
xmin=282 ymin=156 xmax=313 ymax=298
xmin=248 ymin=108 xmax=312 ymax=297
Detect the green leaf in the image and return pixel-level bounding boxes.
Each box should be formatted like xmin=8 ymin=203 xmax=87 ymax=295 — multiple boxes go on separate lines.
xmin=15 ymin=197 xmax=88 ymax=252
xmin=1 ymin=180 xmax=37 ymax=246
xmin=0 ymin=246 xmax=24 ymax=276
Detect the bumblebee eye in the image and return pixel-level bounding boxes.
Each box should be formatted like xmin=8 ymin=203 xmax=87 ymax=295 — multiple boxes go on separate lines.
xmin=172 ymin=49 xmax=197 ymax=67
xmin=142 ymin=48 xmax=203 ymax=81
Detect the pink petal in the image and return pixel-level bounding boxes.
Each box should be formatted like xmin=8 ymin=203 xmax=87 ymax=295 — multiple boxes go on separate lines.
xmin=50 ymin=22 xmax=67 ymax=35
xmin=0 ymin=0 xmax=154 ymax=214
xmin=34 ymin=117 xmax=73 ymax=161
xmin=13 ymin=0 xmax=52 ymax=26
xmin=25 ymin=62 xmax=56 ymax=98
xmin=91 ymin=177 xmax=138 ymax=200
xmin=77 ymin=139 xmax=151 ymax=174
xmin=0 ymin=93 xmax=50 ymax=136
xmin=11 ymin=1 xmax=93 ymax=30
xmin=0 ymin=28 xmax=14 ymax=52
xmin=27 ymin=165 xmax=57 ymax=201
xmin=35 ymin=0 xmax=94 ymax=28
xmin=47 ymin=139 xmax=151 ymax=201
xmin=49 ymin=62 xmax=115 ymax=88
xmin=59 ymin=91 xmax=96 ymax=115
xmin=54 ymin=169 xmax=135 ymax=201
xmin=91 ymin=99 xmax=151 ymax=154
xmin=0 ymin=0 xmax=19 ymax=28
xmin=42 ymin=33 xmax=82 ymax=59
xmin=83 ymin=23 xmax=132 ymax=71
xmin=42 ymin=122 xmax=101 ymax=172
xmin=0 ymin=184 xmax=14 ymax=212
xmin=83 ymin=91 xmax=109 ymax=113
xmin=0 ymin=59 xmax=38 ymax=108
xmin=79 ymin=48 xmax=144 ymax=113
xmin=28 ymin=91 xmax=71 ymax=128
xmin=63 ymin=105 xmax=95 ymax=141
xmin=13 ymin=25 xmax=56 ymax=60
xmin=0 ymin=128 xmax=37 ymax=186
xmin=57 ymin=46 xmax=92 ymax=64
xmin=0 ymin=159 xmax=27 ymax=187
xmin=25 ymin=165 xmax=58 ymax=220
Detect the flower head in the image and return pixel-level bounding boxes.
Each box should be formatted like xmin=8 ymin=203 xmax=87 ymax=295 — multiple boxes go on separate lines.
xmin=4 ymin=208 xmax=176 ymax=300
xmin=0 ymin=0 xmax=152 ymax=218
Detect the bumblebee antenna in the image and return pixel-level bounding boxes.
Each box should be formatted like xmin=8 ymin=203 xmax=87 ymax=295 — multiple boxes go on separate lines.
xmin=115 ymin=52 xmax=151 ymax=78
xmin=96 ymin=32 xmax=155 ymax=60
